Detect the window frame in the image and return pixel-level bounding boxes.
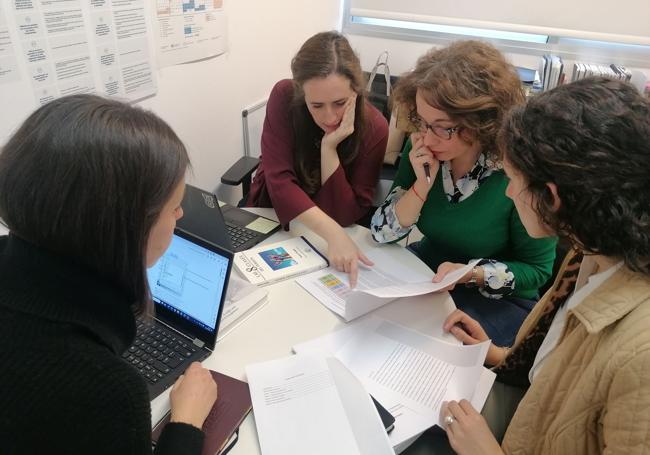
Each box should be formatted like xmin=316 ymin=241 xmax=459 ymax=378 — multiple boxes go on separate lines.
xmin=342 ymin=0 xmax=650 ymax=69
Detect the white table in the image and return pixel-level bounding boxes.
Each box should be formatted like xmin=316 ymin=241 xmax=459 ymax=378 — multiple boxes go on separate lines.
xmin=151 ymin=208 xmax=457 ymax=454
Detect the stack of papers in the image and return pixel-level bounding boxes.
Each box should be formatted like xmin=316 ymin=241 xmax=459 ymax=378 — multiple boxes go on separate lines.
xmin=218 ymin=274 xmax=268 ymax=342
xmin=246 ymin=355 xmax=395 ymax=455
xmin=297 ymin=250 xmax=479 ymax=321
xmin=293 ymin=316 xmax=495 ymax=451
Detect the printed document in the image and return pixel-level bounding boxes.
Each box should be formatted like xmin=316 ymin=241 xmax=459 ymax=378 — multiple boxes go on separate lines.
xmin=297 ymin=249 xmax=479 ymax=321
xmin=217 ymin=274 xmax=268 ymax=341
xmin=293 ymin=316 xmax=493 ymax=448
xmin=246 ymin=354 xmax=395 ymax=455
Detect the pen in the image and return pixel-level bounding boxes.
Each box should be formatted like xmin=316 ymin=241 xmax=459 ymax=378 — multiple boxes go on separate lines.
xmin=423 ymin=162 xmax=431 ymax=184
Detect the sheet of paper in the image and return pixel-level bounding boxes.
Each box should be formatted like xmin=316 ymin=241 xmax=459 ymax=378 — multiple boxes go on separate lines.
xmin=297 ymin=265 xmax=402 ymax=314
xmin=246 ymin=354 xmax=394 ymax=455
xmin=297 ymin=253 xmax=479 ymax=320
xmin=156 ymin=0 xmax=227 ymax=68
xmin=294 ymin=316 xmax=491 ymax=448
xmin=246 ymin=217 xmax=279 ymax=234
xmin=336 ymin=319 xmax=488 ymax=423
xmin=363 ymin=260 xmax=480 ymax=298
xmin=0 ymin=3 xmax=20 ymax=85
xmin=218 ymin=274 xmax=268 ymax=341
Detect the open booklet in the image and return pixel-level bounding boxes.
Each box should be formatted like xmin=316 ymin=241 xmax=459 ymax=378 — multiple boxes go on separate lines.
xmin=293 ymin=316 xmax=495 ymax=450
xmin=246 ymin=354 xmax=395 ymax=455
xmin=296 ymin=247 xmax=479 ymax=321
xmin=218 ymin=274 xmax=268 ymax=342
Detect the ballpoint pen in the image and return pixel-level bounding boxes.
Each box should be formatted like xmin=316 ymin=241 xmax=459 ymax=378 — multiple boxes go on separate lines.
xmin=423 ymin=162 xmax=431 ymax=184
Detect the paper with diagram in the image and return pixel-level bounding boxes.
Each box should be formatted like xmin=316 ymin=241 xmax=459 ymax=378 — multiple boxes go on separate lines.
xmin=296 ymin=251 xmax=479 ymax=321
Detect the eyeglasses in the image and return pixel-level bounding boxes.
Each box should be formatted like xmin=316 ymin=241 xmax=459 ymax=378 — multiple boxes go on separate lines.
xmin=408 ymin=110 xmax=460 ymax=140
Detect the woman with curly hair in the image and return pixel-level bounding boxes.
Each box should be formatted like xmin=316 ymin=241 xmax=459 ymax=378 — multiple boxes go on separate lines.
xmin=439 ymin=77 xmax=650 ymax=454
xmin=371 ymin=41 xmax=556 ymax=346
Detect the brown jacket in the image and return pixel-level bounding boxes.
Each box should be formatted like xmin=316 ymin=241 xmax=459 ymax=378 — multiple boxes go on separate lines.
xmin=500 ymin=252 xmax=650 ymax=454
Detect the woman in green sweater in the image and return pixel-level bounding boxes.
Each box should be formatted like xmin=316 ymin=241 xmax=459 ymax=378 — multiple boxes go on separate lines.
xmin=370 ymin=41 xmax=556 ymax=346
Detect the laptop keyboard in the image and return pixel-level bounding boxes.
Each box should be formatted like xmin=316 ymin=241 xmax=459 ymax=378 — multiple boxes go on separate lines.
xmin=226 ymin=222 xmax=260 ymax=250
xmin=122 ymin=320 xmax=198 ymax=385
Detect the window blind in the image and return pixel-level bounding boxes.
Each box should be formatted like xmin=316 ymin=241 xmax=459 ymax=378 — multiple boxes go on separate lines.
xmin=349 ymin=0 xmax=650 ymax=45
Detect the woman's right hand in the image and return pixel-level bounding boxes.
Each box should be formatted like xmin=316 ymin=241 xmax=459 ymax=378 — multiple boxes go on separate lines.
xmin=443 ymin=310 xmax=506 ymax=366
xmin=408 ymin=132 xmax=439 ymax=190
xmin=327 ymin=227 xmax=373 ymax=289
xmin=169 ymin=362 xmax=218 ymax=429
xmin=321 ymin=94 xmax=357 ymax=150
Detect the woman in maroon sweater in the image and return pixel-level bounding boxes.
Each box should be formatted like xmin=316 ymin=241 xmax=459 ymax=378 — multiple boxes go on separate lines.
xmin=247 ymin=31 xmax=388 ymax=286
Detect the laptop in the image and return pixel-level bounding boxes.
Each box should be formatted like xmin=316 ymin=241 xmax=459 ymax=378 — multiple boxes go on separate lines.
xmin=177 ymin=184 xmax=280 ymax=252
xmin=122 ymin=227 xmax=233 ymax=399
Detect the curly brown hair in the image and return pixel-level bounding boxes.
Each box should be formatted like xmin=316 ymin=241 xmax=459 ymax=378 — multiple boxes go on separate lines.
xmin=498 ymin=77 xmax=650 ymax=274
xmin=393 ymin=40 xmax=524 ymax=163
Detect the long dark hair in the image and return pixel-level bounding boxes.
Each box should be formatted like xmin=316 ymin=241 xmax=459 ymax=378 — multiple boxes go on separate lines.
xmin=290 ymin=31 xmax=366 ymax=195
xmin=498 ymin=77 xmax=650 ymax=274
xmin=0 ymin=94 xmax=190 ymax=313
xmin=393 ymin=40 xmax=524 ymax=163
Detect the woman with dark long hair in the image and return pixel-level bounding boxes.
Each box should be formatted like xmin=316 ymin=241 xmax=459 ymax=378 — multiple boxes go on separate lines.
xmin=247 ymin=31 xmax=389 ymax=286
xmin=0 ymin=94 xmax=217 ymax=454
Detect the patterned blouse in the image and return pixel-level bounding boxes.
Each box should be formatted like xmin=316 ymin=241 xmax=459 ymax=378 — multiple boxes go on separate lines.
xmin=371 ymin=154 xmax=516 ymax=298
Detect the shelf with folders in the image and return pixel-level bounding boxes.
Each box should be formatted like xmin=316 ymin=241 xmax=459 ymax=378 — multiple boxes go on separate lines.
xmin=571 ymin=62 xmax=632 ymax=82
xmin=538 ymin=54 xmax=564 ymax=91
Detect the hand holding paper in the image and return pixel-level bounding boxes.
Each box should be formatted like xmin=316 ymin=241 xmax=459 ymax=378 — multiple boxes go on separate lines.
xmin=432 ymin=261 xmax=480 ymax=292
xmin=297 ymin=247 xmax=480 ymax=321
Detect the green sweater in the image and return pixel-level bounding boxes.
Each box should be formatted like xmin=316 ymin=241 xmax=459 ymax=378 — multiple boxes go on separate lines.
xmin=392 ymin=144 xmax=557 ymax=299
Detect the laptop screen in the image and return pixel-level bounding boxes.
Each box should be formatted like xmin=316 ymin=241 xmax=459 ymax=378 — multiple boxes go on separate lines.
xmin=147 ymin=229 xmax=233 ymax=348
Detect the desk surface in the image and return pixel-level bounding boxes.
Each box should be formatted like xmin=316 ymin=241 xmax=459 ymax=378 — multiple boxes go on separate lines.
xmin=0 ymin=209 xmax=453 ymax=453
xmin=151 ymin=207 xmax=456 ymax=455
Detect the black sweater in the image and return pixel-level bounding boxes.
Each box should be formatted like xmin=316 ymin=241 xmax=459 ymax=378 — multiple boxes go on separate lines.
xmin=0 ymin=235 xmax=204 ymax=454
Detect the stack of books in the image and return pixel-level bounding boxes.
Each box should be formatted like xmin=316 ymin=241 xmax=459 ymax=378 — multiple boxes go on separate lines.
xmin=539 ymin=54 xmax=564 ymax=91
xmin=571 ymin=63 xmax=632 ymax=82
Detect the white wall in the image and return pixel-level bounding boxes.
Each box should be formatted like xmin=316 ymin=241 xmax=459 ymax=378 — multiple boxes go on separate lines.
xmin=0 ymin=0 xmax=342 ymax=206
xmin=347 ymin=34 xmax=650 ymax=84
xmin=143 ymin=0 xmax=343 ymax=204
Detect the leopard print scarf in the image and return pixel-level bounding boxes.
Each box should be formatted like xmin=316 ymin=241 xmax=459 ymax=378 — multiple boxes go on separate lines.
xmin=493 ymin=250 xmax=583 ymax=387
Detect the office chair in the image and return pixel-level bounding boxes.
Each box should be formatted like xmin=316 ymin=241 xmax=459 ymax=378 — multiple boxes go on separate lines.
xmin=221 ymin=76 xmax=405 ymax=211
xmin=221 ymin=100 xmax=266 ymax=206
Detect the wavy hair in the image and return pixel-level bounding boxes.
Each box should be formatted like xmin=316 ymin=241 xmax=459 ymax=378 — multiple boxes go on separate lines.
xmin=393 ymin=40 xmax=524 ymax=163
xmin=290 ymin=31 xmax=366 ymax=195
xmin=498 ymin=77 xmax=650 ymax=274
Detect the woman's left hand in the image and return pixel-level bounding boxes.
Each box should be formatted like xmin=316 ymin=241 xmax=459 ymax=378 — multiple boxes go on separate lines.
xmin=432 ymin=261 xmax=473 ymax=291
xmin=442 ymin=400 xmax=503 ymax=455
xmin=321 ymin=94 xmax=357 ymax=150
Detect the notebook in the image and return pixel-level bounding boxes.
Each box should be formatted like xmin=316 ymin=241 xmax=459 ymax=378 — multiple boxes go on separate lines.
xmin=178 ymin=184 xmax=280 ymax=252
xmin=151 ymin=370 xmax=252 ymax=455
xmin=122 ymin=227 xmax=233 ymax=399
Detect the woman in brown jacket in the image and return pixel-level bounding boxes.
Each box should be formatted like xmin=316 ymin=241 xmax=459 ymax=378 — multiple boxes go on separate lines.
xmin=438 ymin=77 xmax=650 ymax=454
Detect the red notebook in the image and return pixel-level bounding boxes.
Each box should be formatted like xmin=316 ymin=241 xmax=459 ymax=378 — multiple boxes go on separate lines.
xmin=152 ymin=370 xmax=252 ymax=455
